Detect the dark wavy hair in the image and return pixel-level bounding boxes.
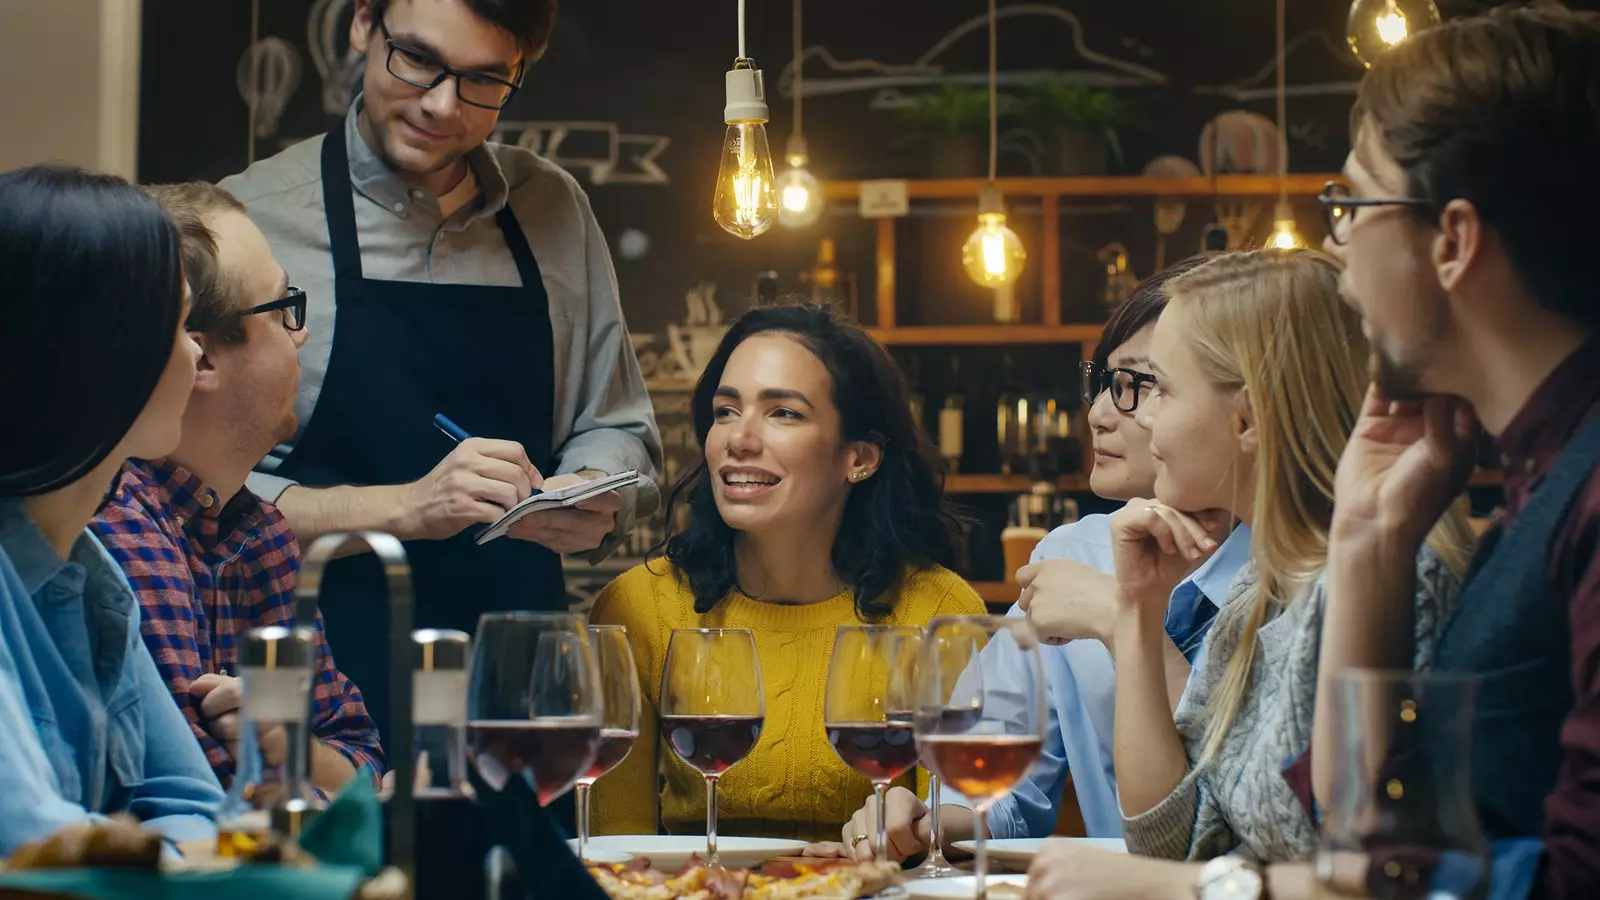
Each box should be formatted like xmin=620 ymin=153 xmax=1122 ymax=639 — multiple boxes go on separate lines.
xmin=655 ymin=303 xmax=968 ymax=619
xmin=0 ymin=165 xmax=184 ymax=497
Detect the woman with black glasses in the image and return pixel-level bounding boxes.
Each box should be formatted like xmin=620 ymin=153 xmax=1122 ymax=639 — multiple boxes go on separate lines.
xmin=835 ymin=256 xmax=1254 ymax=862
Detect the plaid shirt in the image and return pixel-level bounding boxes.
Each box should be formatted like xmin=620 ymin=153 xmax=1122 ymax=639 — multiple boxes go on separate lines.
xmin=90 ymin=459 xmax=384 ymax=785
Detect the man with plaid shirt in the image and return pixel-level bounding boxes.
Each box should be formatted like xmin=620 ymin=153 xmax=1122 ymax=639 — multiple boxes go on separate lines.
xmin=91 ymin=181 xmax=383 ymax=791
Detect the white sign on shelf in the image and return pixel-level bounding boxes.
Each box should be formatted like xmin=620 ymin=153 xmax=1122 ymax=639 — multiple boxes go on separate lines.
xmin=859 ymin=180 xmax=910 ymax=218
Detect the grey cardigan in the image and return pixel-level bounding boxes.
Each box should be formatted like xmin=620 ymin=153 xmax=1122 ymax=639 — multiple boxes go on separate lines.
xmin=1120 ymin=547 xmax=1462 ymax=862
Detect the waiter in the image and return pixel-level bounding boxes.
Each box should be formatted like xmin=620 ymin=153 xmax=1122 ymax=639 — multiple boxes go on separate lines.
xmin=219 ymin=0 xmax=662 ymax=745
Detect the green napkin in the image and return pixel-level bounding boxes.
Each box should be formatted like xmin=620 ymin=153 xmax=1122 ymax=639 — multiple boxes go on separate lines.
xmin=0 ymin=776 xmax=386 ymax=900
xmin=297 ymin=775 xmax=384 ymax=877
xmin=0 ymin=864 xmax=366 ymax=900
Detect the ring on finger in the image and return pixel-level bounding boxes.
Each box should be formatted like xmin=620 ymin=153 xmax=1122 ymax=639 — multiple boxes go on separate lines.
xmin=851 ymin=834 xmax=870 ymax=849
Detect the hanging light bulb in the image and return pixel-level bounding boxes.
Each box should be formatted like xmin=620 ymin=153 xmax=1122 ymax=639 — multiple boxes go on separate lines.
xmin=713 ymin=60 xmax=779 ymax=240
xmin=777 ymin=0 xmax=823 ymax=229
xmin=1267 ymin=198 xmax=1306 ymax=250
xmin=777 ymin=137 xmax=823 ymax=228
xmin=1347 ymin=0 xmax=1441 ymax=67
xmin=962 ymin=0 xmax=1025 ymax=289
xmin=963 ymin=185 xmax=1026 ymax=288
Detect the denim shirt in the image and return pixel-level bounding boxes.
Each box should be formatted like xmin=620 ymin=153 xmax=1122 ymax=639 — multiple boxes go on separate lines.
xmin=940 ymin=512 xmax=1252 ymax=839
xmin=0 ymin=498 xmax=223 ymax=856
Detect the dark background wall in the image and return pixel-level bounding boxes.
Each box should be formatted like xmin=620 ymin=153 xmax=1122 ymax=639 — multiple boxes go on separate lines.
xmin=140 ymin=0 xmax=1528 ymax=336
xmin=139 ymin=0 xmax=1541 ymax=578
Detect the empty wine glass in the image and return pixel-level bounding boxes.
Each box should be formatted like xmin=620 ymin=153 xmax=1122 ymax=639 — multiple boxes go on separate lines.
xmin=1316 ymin=669 xmax=1488 ymax=900
xmin=573 ymin=625 xmax=642 ymax=862
xmin=825 ymin=625 xmax=923 ymax=863
xmin=660 ymin=628 xmax=765 ymax=868
xmin=915 ymin=616 xmax=1045 ymax=900
xmin=466 ymin=612 xmax=603 ymax=806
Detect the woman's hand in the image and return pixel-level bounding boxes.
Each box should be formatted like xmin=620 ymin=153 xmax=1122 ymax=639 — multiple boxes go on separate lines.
xmin=1016 ymin=559 xmax=1117 ymax=646
xmin=839 ymin=786 xmax=930 ymax=863
xmin=1109 ymin=500 xmax=1227 ymax=615
xmin=1025 ymin=840 xmax=1197 ymax=900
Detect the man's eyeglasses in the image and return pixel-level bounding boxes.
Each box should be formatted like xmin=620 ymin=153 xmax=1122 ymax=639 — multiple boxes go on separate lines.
xmin=379 ymin=21 xmax=522 ymax=111
xmin=1080 ymin=361 xmax=1158 ymax=413
xmin=237 ymin=287 xmax=307 ymax=332
xmin=1317 ymin=181 xmax=1434 ymax=246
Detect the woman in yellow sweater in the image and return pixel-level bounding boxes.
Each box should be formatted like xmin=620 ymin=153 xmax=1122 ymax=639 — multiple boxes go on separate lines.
xmin=589 ymin=303 xmax=986 ymax=843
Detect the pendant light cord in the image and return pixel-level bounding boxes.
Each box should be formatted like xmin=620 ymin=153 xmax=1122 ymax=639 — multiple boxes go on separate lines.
xmin=738 ymin=0 xmax=748 ymax=59
xmin=1275 ymin=0 xmax=1288 ymax=203
xmin=988 ymin=0 xmax=999 ymax=182
xmin=793 ymin=0 xmax=803 ymax=136
xmin=246 ymin=0 xmax=260 ymax=165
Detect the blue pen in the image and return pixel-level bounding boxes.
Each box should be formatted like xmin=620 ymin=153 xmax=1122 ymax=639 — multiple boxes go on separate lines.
xmin=433 ymin=413 xmax=472 ymax=443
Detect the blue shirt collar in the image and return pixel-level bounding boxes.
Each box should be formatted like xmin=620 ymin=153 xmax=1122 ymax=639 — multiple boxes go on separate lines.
xmin=0 ymin=497 xmax=138 ymax=622
xmin=1164 ymin=523 xmax=1252 ymax=634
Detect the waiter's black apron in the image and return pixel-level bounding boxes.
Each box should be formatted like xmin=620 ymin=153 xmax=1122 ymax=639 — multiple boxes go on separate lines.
xmin=278 ymin=121 xmax=566 ymax=751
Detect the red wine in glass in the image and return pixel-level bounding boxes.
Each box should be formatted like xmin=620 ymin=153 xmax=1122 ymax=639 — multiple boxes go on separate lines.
xmin=661 ymin=714 xmax=764 ymax=775
xmin=827 ymin=722 xmax=920 ymax=782
xmin=917 ymin=734 xmax=1043 ymax=802
xmin=468 ymin=719 xmax=601 ymax=806
xmin=583 ymin=728 xmax=639 ymax=781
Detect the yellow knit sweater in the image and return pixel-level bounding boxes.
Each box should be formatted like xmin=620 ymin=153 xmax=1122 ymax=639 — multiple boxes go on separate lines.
xmin=587 ymin=562 xmax=986 ymax=843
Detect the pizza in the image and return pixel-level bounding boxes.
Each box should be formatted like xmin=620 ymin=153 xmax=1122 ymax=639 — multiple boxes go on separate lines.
xmin=587 ymin=857 xmax=900 ymax=900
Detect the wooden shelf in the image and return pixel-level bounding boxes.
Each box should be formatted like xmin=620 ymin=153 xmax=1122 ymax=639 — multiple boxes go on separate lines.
xmin=946 ymin=474 xmax=1091 ymax=494
xmin=823 ymin=174 xmax=1338 ymax=202
xmin=870 ymin=324 xmax=1104 ymax=345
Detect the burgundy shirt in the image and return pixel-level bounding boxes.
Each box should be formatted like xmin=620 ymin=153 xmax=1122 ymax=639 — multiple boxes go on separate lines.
xmin=1284 ymin=336 xmax=1600 ymax=896
xmin=1500 ymin=337 xmax=1600 ymax=897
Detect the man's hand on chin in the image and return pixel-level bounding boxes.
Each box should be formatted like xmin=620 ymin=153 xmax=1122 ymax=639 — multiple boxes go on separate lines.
xmin=504 ymin=470 xmax=622 ymax=554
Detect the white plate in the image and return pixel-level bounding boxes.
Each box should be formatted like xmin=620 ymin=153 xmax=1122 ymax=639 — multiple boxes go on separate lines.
xmin=572 ymin=835 xmax=809 ymax=871
xmin=564 ymin=841 xmax=634 ymax=864
xmin=903 ymin=874 xmax=1028 ymax=898
xmin=950 ymin=837 xmax=1126 ymax=870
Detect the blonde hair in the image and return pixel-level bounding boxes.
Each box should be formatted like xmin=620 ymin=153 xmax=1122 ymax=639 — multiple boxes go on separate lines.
xmin=1164 ymin=248 xmax=1474 ymax=763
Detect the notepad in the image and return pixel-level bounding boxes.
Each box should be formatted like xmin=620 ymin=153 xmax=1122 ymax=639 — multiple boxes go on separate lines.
xmin=474 ymin=470 xmax=641 ymax=545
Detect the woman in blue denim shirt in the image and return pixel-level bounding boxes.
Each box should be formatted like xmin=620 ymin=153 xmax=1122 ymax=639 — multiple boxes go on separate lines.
xmin=0 ymin=165 xmax=223 ymax=856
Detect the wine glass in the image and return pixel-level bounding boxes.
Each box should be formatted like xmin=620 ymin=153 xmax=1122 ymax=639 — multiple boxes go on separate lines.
xmin=1316 ymin=669 xmax=1488 ymax=900
xmin=915 ymin=616 xmax=1045 ymax=900
xmin=824 ymin=625 xmax=923 ymax=863
xmin=466 ymin=613 xmax=603 ymax=807
xmin=573 ymin=625 xmax=642 ymax=862
xmin=660 ymin=628 xmax=765 ymax=868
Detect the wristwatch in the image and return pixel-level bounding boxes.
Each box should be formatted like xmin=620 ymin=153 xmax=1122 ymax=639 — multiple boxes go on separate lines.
xmin=1195 ymin=855 xmax=1267 ymax=900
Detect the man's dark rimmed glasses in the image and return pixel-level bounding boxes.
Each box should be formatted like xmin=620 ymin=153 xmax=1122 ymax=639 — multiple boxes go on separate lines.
xmin=379 ymin=21 xmax=523 ymax=111
xmin=1080 ymin=360 xmax=1158 ymax=413
xmin=238 ymin=287 xmax=308 ymax=332
xmin=1317 ymin=181 xmax=1434 ymax=246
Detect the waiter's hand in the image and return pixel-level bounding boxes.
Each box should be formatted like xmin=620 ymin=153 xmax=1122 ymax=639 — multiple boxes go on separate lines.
xmin=405 ymin=438 xmax=538 ymax=541
xmin=506 ymin=471 xmax=620 ymax=554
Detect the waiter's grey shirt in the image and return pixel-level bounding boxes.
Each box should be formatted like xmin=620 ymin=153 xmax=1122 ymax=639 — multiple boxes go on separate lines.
xmin=219 ymin=106 xmax=663 ymax=559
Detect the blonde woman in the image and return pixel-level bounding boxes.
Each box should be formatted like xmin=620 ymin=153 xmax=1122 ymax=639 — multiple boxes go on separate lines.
xmin=1022 ymin=249 xmax=1473 ymax=900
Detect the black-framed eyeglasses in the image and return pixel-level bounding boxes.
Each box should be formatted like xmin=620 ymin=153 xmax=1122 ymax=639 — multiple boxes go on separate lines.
xmin=238 ymin=287 xmax=307 ymax=332
xmin=379 ymin=21 xmax=523 ymax=111
xmin=1317 ymin=181 xmax=1434 ymax=246
xmin=1080 ymin=360 xmax=1158 ymax=413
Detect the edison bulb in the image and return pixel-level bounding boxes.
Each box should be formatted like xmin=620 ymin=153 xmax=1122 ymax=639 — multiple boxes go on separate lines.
xmin=713 ymin=122 xmax=779 ymax=239
xmin=1267 ymin=217 xmax=1306 ymax=250
xmin=963 ymin=213 xmax=1026 ymax=288
xmin=1347 ymin=0 xmax=1441 ymax=66
xmin=776 ymin=137 xmax=823 ymax=229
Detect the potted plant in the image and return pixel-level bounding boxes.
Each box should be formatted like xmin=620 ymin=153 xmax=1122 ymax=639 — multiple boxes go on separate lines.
xmin=888 ymin=81 xmax=1012 ymax=178
xmin=1022 ymin=84 xmax=1128 ymax=176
